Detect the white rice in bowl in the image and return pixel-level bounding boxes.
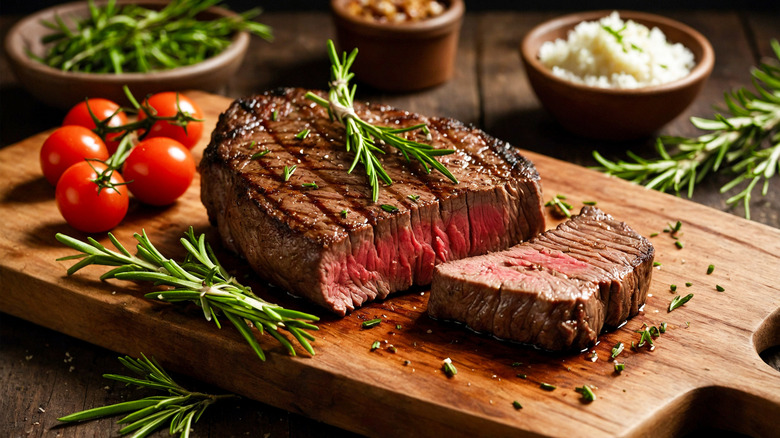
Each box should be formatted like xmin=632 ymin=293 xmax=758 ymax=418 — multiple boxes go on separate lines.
xmin=538 ymin=12 xmax=695 ymax=89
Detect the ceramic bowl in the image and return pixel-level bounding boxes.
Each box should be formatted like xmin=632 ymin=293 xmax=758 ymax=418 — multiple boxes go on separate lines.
xmin=330 ymin=0 xmax=464 ymax=92
xmin=520 ymin=10 xmax=714 ymax=140
xmin=4 ymin=0 xmax=250 ymax=109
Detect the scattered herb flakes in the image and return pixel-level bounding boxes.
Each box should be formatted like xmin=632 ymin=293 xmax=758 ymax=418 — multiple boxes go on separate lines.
xmin=686 ymin=321 xmax=690 ymax=328
xmin=271 ymin=110 xmax=278 ymax=121
xmin=675 ymin=241 xmax=684 ymax=249
xmin=653 ymin=261 xmax=662 ymax=267
xmin=614 ymin=363 xmax=625 ymax=373
xmin=251 ymin=150 xmax=270 ymax=160
xmin=540 ymin=383 xmax=556 ymax=391
xmin=396 ymin=324 xmax=402 ymax=330
xmin=545 ymin=196 xmax=572 ymax=218
xmin=660 ymin=322 xmax=668 ymax=333
xmin=610 ymin=342 xmax=624 ymax=360
xmin=512 ymin=401 xmax=523 ymax=410
xmin=636 ymin=327 xmax=654 ymax=349
xmin=247 ymin=140 xmax=256 ymax=149
xmin=387 ymin=345 xmax=397 ymax=353
xmin=648 ymin=325 xmax=661 ymax=337
xmin=650 ymin=232 xmax=659 ymax=237
xmin=362 ymin=318 xmax=381 ymax=329
xmin=707 ymin=264 xmax=715 ymax=275
xmin=407 ymin=194 xmax=420 ymax=202
xmin=516 ymin=374 xmax=527 ymax=379
xmin=671 ymin=220 xmax=682 ymax=234
xmin=381 ymin=204 xmax=399 ymax=213
xmin=340 ymin=209 xmax=349 ymax=217
xmin=582 ymin=200 xmax=597 ymax=205
xmin=370 ymin=341 xmax=381 ymax=351
xmin=716 ymin=284 xmax=725 ymax=292
xmin=282 ymin=165 xmax=297 ymax=182
xmin=685 ymin=282 xmax=693 ymax=287
xmin=555 ymin=194 xmax=567 ymax=200
xmin=301 ymin=182 xmax=319 ymax=189
xmin=295 ymin=128 xmax=310 ymax=140
xmin=670 ymin=284 xmax=677 ymax=292
xmin=575 ymin=385 xmax=596 ymax=402
xmin=669 ymin=293 xmax=694 ymax=312
xmin=442 ymin=358 xmax=457 ymax=378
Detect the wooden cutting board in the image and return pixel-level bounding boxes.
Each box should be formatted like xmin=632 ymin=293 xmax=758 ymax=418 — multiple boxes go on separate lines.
xmin=1 ymin=91 xmax=778 ymax=438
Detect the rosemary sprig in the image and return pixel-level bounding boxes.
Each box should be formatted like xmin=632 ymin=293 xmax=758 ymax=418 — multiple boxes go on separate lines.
xmin=593 ymin=39 xmax=780 ymax=219
xmin=55 ymin=227 xmax=319 ymax=361
xmin=305 ymin=40 xmax=458 ymax=202
xmin=36 ymin=0 xmax=272 ymax=73
xmin=59 ymin=354 xmax=235 ymax=438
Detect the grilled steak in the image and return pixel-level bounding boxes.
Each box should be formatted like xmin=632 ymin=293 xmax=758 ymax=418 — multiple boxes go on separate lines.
xmin=427 ymin=206 xmax=654 ymax=351
xmin=200 ymin=88 xmax=545 ymax=315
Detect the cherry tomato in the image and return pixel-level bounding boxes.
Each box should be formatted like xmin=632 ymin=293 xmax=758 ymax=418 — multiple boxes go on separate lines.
xmin=123 ymin=137 xmax=196 ymax=206
xmin=40 ymin=125 xmax=110 ymax=186
xmin=63 ymin=98 xmax=128 ymax=153
xmin=137 ymin=92 xmax=203 ymax=150
xmin=55 ymin=161 xmax=129 ymax=233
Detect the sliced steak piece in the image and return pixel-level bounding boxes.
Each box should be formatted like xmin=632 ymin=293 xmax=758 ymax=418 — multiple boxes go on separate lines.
xmin=200 ymin=88 xmax=545 ymax=315
xmin=427 ymin=206 xmax=654 ymax=351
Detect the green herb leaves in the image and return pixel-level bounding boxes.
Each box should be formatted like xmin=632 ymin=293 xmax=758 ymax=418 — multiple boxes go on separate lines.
xmin=55 ymin=227 xmax=319 ymax=361
xmin=592 ymin=39 xmax=780 ymax=219
xmin=304 ymin=40 xmax=457 ymax=202
xmin=37 ymin=0 xmax=272 ymax=73
xmin=58 ymin=354 xmax=235 ymax=437
xmin=669 ymin=293 xmax=694 ymax=312
xmin=441 ymin=358 xmax=457 ymax=378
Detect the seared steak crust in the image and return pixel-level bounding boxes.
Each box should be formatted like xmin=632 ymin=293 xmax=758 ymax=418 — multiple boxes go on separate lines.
xmin=427 ymin=207 xmax=654 ymax=351
xmin=200 ymin=88 xmax=545 ymax=315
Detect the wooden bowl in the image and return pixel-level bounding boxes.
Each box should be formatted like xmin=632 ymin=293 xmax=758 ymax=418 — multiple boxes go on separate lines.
xmin=520 ymin=11 xmax=714 ymax=140
xmin=330 ymin=0 xmax=464 ymax=92
xmin=4 ymin=0 xmax=250 ymax=109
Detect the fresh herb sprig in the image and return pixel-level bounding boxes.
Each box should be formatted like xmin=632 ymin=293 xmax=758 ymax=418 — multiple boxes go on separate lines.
xmin=55 ymin=227 xmax=319 ymax=361
xmin=36 ymin=0 xmax=272 ymax=73
xmin=58 ymin=354 xmax=235 ymax=438
xmin=593 ymin=39 xmax=780 ymax=219
xmin=305 ymin=40 xmax=458 ymax=202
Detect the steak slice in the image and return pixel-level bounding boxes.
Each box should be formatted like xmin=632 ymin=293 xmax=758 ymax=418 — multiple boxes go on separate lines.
xmin=427 ymin=206 xmax=654 ymax=351
xmin=200 ymin=88 xmax=545 ymax=315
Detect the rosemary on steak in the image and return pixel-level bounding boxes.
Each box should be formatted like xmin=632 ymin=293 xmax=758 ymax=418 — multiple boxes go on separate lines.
xmin=55 ymin=227 xmax=319 ymax=361
xmin=35 ymin=0 xmax=272 ymax=73
xmin=593 ymin=39 xmax=780 ymax=219
xmin=58 ymin=354 xmax=235 ymax=438
xmin=305 ymin=40 xmax=458 ymax=202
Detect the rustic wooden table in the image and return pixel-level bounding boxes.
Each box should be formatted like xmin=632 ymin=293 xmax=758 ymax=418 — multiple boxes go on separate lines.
xmin=1 ymin=9 xmax=778 ymax=438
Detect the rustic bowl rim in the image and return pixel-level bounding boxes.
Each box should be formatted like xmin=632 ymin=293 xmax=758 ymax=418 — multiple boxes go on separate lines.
xmin=4 ymin=0 xmax=250 ymax=85
xmin=520 ymin=10 xmax=715 ymax=96
xmin=330 ymin=0 xmax=464 ymax=36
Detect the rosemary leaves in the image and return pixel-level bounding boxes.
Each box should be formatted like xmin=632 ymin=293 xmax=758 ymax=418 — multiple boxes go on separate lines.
xmin=55 ymin=227 xmax=319 ymax=361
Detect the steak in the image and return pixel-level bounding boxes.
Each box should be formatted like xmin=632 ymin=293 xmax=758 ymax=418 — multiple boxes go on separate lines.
xmin=200 ymin=88 xmax=546 ymax=315
xmin=427 ymin=206 xmax=654 ymax=351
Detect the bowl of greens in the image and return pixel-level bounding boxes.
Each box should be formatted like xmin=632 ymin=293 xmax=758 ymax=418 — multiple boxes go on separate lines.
xmin=5 ymin=0 xmax=272 ymax=109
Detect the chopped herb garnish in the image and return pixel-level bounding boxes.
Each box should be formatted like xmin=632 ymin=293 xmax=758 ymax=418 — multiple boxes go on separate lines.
xmin=630 ymin=43 xmax=643 ymax=53
xmin=614 ymin=363 xmax=625 ymax=373
xmin=653 ymin=261 xmax=662 ymax=267
xmin=381 ymin=204 xmax=399 ymax=213
xmin=716 ymin=284 xmax=725 ymax=292
xmin=387 ymin=345 xmax=397 ymax=353
xmin=660 ymin=322 xmax=667 ymax=333
xmin=407 ymin=194 xmax=420 ymax=202
xmin=659 ymin=64 xmax=668 ymax=69
xmin=442 ymin=358 xmax=457 ymax=378
xmin=671 ymin=221 xmax=682 ymax=234
xmin=707 ymin=264 xmax=715 ymax=275
xmin=685 ymin=282 xmax=693 ymax=287
xmin=650 ymin=232 xmax=659 ymax=237
xmin=611 ymin=342 xmax=624 ymax=359
xmin=396 ymin=324 xmax=402 ymax=330
xmin=540 ymin=383 xmax=556 ymax=391
xmin=649 ymin=325 xmax=661 ymax=337
xmin=675 ymin=241 xmax=684 ymax=249
xmin=251 ymin=150 xmax=270 ymax=160
xmin=516 ymin=374 xmax=527 ymax=379
xmin=686 ymin=321 xmax=690 ymax=327
xmin=512 ymin=401 xmax=523 ymax=410
xmin=282 ymin=165 xmax=297 ymax=182
xmin=575 ymin=385 xmax=596 ymax=402
xmin=340 ymin=209 xmax=349 ymax=217
xmin=637 ymin=327 xmax=654 ymax=348
xmin=545 ymin=196 xmax=572 ymax=218
xmin=582 ymin=200 xmax=597 ymax=205
xmin=555 ymin=194 xmax=567 ymax=200
xmin=271 ymin=110 xmax=278 ymax=121
xmin=668 ymin=293 xmax=693 ymax=312
xmin=670 ymin=284 xmax=677 ymax=292
xmin=362 ymin=318 xmax=381 ymax=329
xmin=295 ymin=128 xmax=310 ymax=140
xmin=301 ymin=182 xmax=319 ymax=189
xmin=248 ymin=140 xmax=256 ymax=149
xmin=370 ymin=341 xmax=380 ymax=351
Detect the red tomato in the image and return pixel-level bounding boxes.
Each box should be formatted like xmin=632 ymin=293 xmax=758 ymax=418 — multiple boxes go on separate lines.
xmin=40 ymin=125 xmax=110 ymax=186
xmin=122 ymin=137 xmax=196 ymax=206
xmin=63 ymin=98 xmax=128 ymax=153
xmin=55 ymin=161 xmax=129 ymax=233
xmin=137 ymin=92 xmax=204 ymax=150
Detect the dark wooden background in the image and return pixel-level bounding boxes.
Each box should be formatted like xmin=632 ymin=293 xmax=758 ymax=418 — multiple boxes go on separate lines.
xmin=1 ymin=6 xmax=779 ymax=438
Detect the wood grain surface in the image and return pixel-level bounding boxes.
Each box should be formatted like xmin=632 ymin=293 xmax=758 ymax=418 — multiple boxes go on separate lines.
xmin=1 ymin=8 xmax=779 ymax=438
xmin=1 ymin=91 xmax=779 ymax=438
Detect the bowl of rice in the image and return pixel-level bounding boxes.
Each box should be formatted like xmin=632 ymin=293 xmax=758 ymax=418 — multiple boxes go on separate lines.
xmin=520 ymin=10 xmax=714 ymax=140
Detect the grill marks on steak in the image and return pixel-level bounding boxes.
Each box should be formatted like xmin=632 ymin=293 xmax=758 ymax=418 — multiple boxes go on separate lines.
xmin=200 ymin=88 xmax=545 ymax=315
xmin=427 ymin=207 xmax=654 ymax=351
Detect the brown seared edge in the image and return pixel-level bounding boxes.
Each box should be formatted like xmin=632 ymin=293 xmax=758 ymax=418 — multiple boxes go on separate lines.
xmin=200 ymin=88 xmax=545 ymax=314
